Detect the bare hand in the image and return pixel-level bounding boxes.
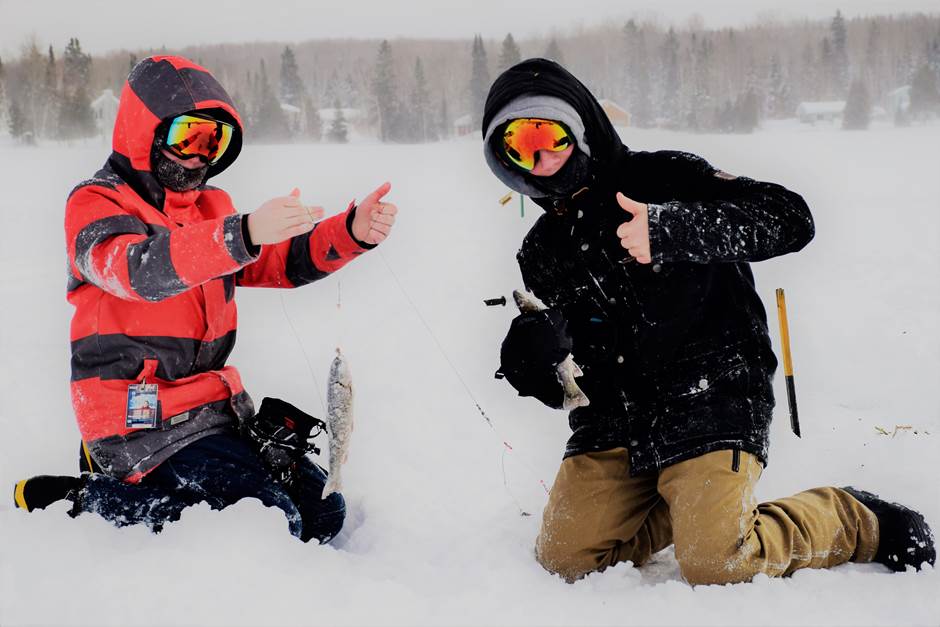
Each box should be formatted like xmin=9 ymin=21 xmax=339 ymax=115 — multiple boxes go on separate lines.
xmin=351 ymin=182 xmax=398 ymax=245
xmin=247 ymin=188 xmax=325 ymax=245
xmin=615 ymin=192 xmax=651 ymax=264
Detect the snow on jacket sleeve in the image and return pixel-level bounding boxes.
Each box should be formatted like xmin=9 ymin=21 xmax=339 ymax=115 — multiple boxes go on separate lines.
xmin=66 ymin=185 xmax=258 ymax=302
xmin=235 ymin=201 xmax=371 ymax=288
xmin=646 ymin=152 xmax=815 ymax=264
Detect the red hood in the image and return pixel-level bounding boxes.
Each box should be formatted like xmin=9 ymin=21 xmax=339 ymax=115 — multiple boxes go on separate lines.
xmin=111 ymin=56 xmax=243 ymax=205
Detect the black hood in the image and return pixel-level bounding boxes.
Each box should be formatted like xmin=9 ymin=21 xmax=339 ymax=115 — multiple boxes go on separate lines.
xmin=482 ymin=58 xmax=624 ymax=195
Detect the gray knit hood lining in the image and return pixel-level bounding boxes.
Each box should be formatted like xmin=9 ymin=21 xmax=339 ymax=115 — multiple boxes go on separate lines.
xmin=483 ymin=95 xmax=590 ymax=198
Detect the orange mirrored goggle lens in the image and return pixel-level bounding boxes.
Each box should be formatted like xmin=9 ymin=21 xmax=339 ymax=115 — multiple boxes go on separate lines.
xmin=165 ymin=114 xmax=234 ymax=165
xmin=502 ymin=118 xmax=572 ymax=171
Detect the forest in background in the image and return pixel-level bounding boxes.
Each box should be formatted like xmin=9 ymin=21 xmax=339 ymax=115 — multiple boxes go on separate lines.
xmin=1 ymin=10 xmax=939 ymax=144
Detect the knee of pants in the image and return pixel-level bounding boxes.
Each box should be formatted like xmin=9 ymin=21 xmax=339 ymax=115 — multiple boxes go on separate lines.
xmin=298 ymin=491 xmax=346 ymax=544
xmin=535 ymin=532 xmax=605 ymax=582
xmin=673 ymin=535 xmax=758 ymax=586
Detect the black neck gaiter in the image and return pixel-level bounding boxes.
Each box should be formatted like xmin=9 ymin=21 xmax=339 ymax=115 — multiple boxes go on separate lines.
xmin=150 ymin=132 xmax=209 ymax=192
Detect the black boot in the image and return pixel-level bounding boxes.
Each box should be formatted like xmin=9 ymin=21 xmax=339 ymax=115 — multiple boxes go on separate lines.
xmin=844 ymin=487 xmax=936 ymax=572
xmin=14 ymin=475 xmax=83 ymax=512
xmin=242 ymin=397 xmax=326 ymax=491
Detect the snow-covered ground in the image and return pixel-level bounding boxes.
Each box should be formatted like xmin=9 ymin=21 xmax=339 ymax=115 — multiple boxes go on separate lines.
xmin=1 ymin=125 xmax=938 ymax=626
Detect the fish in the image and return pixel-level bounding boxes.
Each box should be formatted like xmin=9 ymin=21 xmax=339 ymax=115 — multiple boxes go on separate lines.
xmin=321 ymin=348 xmax=354 ymax=499
xmin=512 ymin=290 xmax=590 ymax=411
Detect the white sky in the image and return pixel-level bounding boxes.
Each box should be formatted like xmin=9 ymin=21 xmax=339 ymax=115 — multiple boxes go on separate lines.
xmin=1 ymin=0 xmax=938 ymax=56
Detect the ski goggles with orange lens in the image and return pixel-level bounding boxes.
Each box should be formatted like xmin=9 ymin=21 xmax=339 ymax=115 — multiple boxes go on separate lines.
xmin=164 ymin=113 xmax=234 ymax=165
xmin=502 ymin=118 xmax=573 ymax=171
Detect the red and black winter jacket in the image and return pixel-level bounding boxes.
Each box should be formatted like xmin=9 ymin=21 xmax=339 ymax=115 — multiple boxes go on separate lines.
xmin=66 ymin=56 xmax=370 ymax=483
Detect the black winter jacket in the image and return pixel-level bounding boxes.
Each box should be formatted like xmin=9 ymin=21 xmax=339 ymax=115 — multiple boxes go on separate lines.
xmin=484 ymin=60 xmax=815 ymax=474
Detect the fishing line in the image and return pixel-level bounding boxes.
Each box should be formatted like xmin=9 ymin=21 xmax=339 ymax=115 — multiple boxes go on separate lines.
xmin=377 ymin=248 xmax=551 ymax=513
xmin=377 ymin=249 xmax=495 ymax=428
xmin=279 ymin=292 xmax=328 ymax=415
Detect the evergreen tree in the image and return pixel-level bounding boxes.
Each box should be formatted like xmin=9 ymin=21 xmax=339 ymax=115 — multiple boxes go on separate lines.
xmin=624 ymin=22 xmax=653 ymax=128
xmin=686 ymin=34 xmax=713 ymax=130
xmin=544 ymin=38 xmax=565 ymax=65
xmin=830 ymin=10 xmax=849 ymax=93
xmin=438 ymin=92 xmax=450 ymax=139
xmin=820 ymin=37 xmax=835 ymax=98
xmin=41 ymin=46 xmax=59 ymax=137
xmin=10 ymin=99 xmax=34 ymax=143
xmin=408 ymin=58 xmax=433 ymax=142
xmin=251 ymin=59 xmax=290 ymax=141
xmin=497 ymin=33 xmax=521 ymax=72
xmin=58 ymin=38 xmax=95 ymax=139
xmin=910 ymin=63 xmax=940 ymax=118
xmin=842 ymin=78 xmax=872 ymax=129
xmin=303 ymin=95 xmax=322 ymax=141
xmin=372 ymin=40 xmax=400 ymax=142
xmin=0 ymin=56 xmax=6 ymax=134
xmin=327 ymin=99 xmax=348 ymax=143
xmin=766 ymin=54 xmax=794 ymax=119
xmin=280 ymin=46 xmax=305 ymax=107
xmin=469 ymin=35 xmax=490 ymax=127
xmin=660 ymin=28 xmax=681 ymax=127
xmin=733 ymin=90 xmax=760 ymax=133
xmin=61 ymin=38 xmax=91 ymax=95
xmin=928 ymin=32 xmax=940 ymax=81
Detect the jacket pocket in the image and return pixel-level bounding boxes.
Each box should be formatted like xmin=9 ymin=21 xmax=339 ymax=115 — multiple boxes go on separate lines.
xmin=655 ymin=352 xmax=752 ymax=446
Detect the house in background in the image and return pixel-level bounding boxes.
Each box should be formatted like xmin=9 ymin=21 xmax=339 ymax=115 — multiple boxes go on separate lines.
xmin=453 ymin=114 xmax=473 ymax=137
xmin=886 ymin=85 xmax=911 ymax=121
xmin=91 ymin=89 xmax=120 ymax=136
xmin=599 ymin=99 xmax=631 ymax=127
xmin=796 ymin=101 xmax=845 ymax=124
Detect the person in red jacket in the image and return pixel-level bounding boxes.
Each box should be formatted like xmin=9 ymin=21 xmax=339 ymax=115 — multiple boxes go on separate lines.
xmin=12 ymin=55 xmax=397 ymax=543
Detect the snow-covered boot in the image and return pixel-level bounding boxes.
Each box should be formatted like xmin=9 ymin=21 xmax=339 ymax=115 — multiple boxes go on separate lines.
xmin=13 ymin=475 xmax=83 ymax=512
xmin=844 ymin=487 xmax=936 ymax=572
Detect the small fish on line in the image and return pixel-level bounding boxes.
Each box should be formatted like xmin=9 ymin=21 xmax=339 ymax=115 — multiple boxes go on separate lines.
xmin=321 ymin=348 xmax=354 ymax=499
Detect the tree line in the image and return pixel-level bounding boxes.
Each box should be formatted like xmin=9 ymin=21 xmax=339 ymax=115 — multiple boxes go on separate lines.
xmin=2 ymin=11 xmax=939 ymax=143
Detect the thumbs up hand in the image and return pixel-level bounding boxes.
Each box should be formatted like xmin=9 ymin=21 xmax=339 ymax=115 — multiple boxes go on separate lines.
xmin=615 ymin=192 xmax=652 ymax=264
xmin=351 ymin=181 xmax=398 ymax=245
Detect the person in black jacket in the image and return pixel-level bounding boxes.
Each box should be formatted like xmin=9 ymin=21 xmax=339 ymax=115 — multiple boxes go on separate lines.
xmin=484 ymin=58 xmax=934 ymax=584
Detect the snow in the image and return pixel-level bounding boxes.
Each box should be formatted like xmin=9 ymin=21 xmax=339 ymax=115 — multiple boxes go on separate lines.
xmin=1 ymin=125 xmax=939 ymax=626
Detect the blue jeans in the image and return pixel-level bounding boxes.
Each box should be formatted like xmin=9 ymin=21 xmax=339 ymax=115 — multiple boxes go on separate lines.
xmin=75 ymin=431 xmax=345 ymax=543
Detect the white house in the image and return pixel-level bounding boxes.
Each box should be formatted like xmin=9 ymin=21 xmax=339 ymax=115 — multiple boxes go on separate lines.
xmin=886 ymin=85 xmax=911 ymax=120
xmin=280 ymin=102 xmax=303 ymax=133
xmin=453 ymin=114 xmax=473 ymax=136
xmin=91 ymin=89 xmax=120 ymax=136
xmin=795 ymin=101 xmax=845 ymax=124
xmin=598 ymin=99 xmax=631 ymax=127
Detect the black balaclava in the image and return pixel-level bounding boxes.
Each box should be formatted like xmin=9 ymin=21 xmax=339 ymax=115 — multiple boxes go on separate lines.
xmin=150 ymin=108 xmax=237 ymax=192
xmin=150 ymin=130 xmax=209 ymax=192
xmin=482 ymin=58 xmax=624 ymax=202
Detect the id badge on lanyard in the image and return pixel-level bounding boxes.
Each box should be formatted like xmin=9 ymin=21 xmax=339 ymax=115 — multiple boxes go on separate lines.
xmin=126 ymin=380 xmax=159 ymax=429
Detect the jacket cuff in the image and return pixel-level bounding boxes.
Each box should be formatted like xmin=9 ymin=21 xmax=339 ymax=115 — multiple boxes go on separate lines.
xmin=345 ymin=204 xmax=378 ymax=250
xmin=647 ymin=203 xmax=668 ymax=264
xmin=223 ymin=214 xmax=259 ymax=265
xmin=239 ymin=214 xmax=262 ymax=258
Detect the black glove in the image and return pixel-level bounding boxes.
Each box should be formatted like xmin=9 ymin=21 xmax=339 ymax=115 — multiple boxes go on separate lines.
xmin=496 ymin=309 xmax=573 ymax=409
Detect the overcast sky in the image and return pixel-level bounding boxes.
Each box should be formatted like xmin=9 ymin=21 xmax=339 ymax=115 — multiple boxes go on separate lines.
xmin=2 ymin=0 xmax=938 ymax=56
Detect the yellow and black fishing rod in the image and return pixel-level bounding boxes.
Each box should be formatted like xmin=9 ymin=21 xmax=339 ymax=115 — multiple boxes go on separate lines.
xmin=776 ymin=288 xmax=801 ymax=437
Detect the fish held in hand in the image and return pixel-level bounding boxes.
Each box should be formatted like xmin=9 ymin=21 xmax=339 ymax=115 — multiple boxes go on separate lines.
xmin=512 ymin=290 xmax=590 ymax=410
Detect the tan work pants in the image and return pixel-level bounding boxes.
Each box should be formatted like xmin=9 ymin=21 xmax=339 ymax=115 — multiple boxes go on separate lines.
xmin=535 ymin=448 xmax=879 ymax=584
